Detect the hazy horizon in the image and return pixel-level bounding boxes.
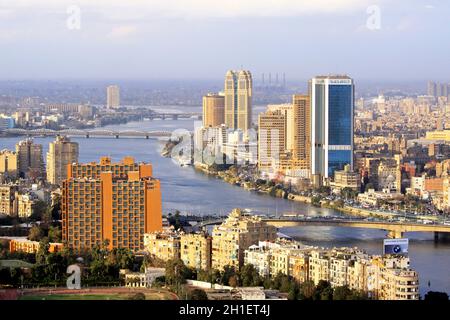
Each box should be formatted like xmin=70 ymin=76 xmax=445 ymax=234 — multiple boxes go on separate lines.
xmin=0 ymin=0 xmax=449 ymax=80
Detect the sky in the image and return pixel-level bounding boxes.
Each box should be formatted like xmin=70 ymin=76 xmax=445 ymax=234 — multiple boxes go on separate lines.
xmin=0 ymin=0 xmax=448 ymax=81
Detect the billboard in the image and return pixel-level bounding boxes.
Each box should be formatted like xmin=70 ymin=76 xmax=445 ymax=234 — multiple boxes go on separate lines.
xmin=383 ymin=238 xmax=409 ymax=255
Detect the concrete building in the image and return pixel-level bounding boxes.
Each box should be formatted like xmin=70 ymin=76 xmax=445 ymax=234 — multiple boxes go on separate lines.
xmin=292 ymin=95 xmax=311 ymax=165
xmin=180 ymin=232 xmax=212 ymax=270
xmin=62 ymin=156 xmax=162 ymax=252
xmin=15 ymin=139 xmax=44 ymax=179
xmin=258 ymin=110 xmax=286 ymax=171
xmin=331 ymin=164 xmax=361 ymax=192
xmin=224 ymin=70 xmax=252 ymax=132
xmin=308 ymin=250 xmax=331 ymax=285
xmin=47 ymin=136 xmax=79 ymax=185
xmin=107 ymin=85 xmax=120 ymax=109
xmin=0 ymin=150 xmax=18 ymax=178
xmin=144 ymin=231 xmax=180 ymax=262
xmin=9 ymin=238 xmax=63 ymax=254
xmin=211 ymin=208 xmax=277 ymax=271
xmin=0 ymin=185 xmax=18 ymax=216
xmin=203 ymin=93 xmax=225 ymax=127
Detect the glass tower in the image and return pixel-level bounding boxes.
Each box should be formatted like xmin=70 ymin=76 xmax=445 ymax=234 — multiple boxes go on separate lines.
xmin=310 ymin=75 xmax=354 ymax=179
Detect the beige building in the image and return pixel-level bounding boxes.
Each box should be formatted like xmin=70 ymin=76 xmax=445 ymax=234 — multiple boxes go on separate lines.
xmin=203 ymin=93 xmax=225 ymax=127
xmin=224 ymin=70 xmax=252 ymax=132
xmin=258 ymin=110 xmax=286 ymax=171
xmin=107 ymin=85 xmax=120 ymax=108
xmin=180 ymin=232 xmax=212 ymax=270
xmin=15 ymin=139 xmax=44 ymax=179
xmin=212 ymin=208 xmax=277 ymax=271
xmin=291 ymin=95 xmax=311 ymax=165
xmin=0 ymin=150 xmax=18 ymax=178
xmin=144 ymin=231 xmax=180 ymax=262
xmin=47 ymin=136 xmax=79 ymax=185
xmin=0 ymin=185 xmax=18 ymax=216
xmin=369 ymin=256 xmax=419 ymax=300
xmin=308 ymin=250 xmax=332 ymax=285
xmin=331 ymin=164 xmax=361 ymax=192
xmin=17 ymin=193 xmax=35 ymax=218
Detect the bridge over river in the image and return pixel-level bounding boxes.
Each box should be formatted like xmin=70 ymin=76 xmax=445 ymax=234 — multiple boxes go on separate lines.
xmin=1 ymin=128 xmax=173 ymax=139
xmin=199 ymin=217 xmax=450 ymax=240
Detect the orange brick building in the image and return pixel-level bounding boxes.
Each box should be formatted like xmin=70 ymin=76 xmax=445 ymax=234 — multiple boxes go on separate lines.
xmin=62 ymin=156 xmax=162 ymax=252
xmin=9 ymin=238 xmax=63 ymax=254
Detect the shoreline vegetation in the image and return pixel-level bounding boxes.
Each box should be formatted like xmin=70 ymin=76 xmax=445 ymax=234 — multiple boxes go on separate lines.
xmin=160 ymin=139 xmax=392 ymax=220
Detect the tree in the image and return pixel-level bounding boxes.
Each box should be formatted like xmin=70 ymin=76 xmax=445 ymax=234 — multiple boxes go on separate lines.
xmin=239 ymin=264 xmax=262 ymax=287
xmin=165 ymin=259 xmax=191 ymax=286
xmin=221 ymin=265 xmax=237 ymax=286
xmin=314 ymin=280 xmax=333 ymax=300
xmin=35 ymin=237 xmax=50 ymax=265
xmin=333 ymin=285 xmax=352 ymax=300
xmin=28 ymin=225 xmax=43 ymax=241
xmin=424 ymin=291 xmax=449 ymax=301
xmin=128 ymin=292 xmax=146 ymax=300
xmin=189 ymin=288 xmax=208 ymax=300
xmin=48 ymin=226 xmax=62 ymax=243
xmin=299 ymin=280 xmax=315 ymax=300
xmin=288 ymin=281 xmax=300 ymax=300
xmin=228 ymin=275 xmax=239 ymax=288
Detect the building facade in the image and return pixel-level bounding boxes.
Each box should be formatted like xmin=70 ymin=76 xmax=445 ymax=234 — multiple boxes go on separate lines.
xmin=62 ymin=156 xmax=163 ymax=252
xmin=310 ymin=75 xmax=354 ymax=182
xmin=107 ymin=85 xmax=120 ymax=108
xmin=224 ymin=70 xmax=252 ymax=132
xmin=15 ymin=139 xmax=44 ymax=179
xmin=203 ymin=93 xmax=225 ymax=127
xmin=211 ymin=208 xmax=277 ymax=271
xmin=47 ymin=136 xmax=79 ymax=185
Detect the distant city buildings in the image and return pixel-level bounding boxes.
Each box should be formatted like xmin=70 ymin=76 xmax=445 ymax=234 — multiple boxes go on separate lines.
xmin=107 ymin=85 xmax=120 ymax=109
xmin=62 ymin=156 xmax=162 ymax=252
xmin=46 ymin=136 xmax=79 ymax=185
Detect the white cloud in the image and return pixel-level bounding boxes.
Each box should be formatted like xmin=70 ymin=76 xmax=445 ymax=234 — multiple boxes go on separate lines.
xmin=1 ymin=0 xmax=376 ymax=19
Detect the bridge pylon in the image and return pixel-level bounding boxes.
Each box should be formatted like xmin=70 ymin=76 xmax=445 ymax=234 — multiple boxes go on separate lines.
xmin=387 ymin=230 xmax=404 ymax=239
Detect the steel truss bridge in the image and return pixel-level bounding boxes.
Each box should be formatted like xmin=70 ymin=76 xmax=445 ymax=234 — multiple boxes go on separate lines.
xmin=1 ymin=128 xmax=173 ymax=139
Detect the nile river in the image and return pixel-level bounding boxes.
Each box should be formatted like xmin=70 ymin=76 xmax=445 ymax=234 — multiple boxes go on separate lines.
xmin=1 ymin=117 xmax=449 ymax=295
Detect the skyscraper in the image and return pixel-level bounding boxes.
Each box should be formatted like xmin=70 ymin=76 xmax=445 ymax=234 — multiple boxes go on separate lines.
xmin=202 ymin=93 xmax=225 ymax=127
xmin=15 ymin=139 xmax=44 ymax=179
xmin=46 ymin=136 xmax=79 ymax=185
xmin=224 ymin=70 xmax=252 ymax=132
xmin=107 ymin=85 xmax=120 ymax=108
xmin=258 ymin=109 xmax=286 ymax=170
xmin=62 ymin=156 xmax=162 ymax=252
xmin=310 ymin=75 xmax=354 ymax=181
xmin=292 ymin=94 xmax=311 ymax=164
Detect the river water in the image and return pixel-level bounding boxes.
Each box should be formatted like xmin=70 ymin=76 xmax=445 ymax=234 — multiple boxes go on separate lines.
xmin=1 ymin=118 xmax=449 ymax=295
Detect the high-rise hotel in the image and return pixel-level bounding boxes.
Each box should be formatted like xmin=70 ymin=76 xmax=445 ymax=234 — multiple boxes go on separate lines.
xmin=309 ymin=75 xmax=354 ymax=183
xmin=62 ymin=156 xmax=162 ymax=252
xmin=224 ymin=70 xmax=252 ymax=132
